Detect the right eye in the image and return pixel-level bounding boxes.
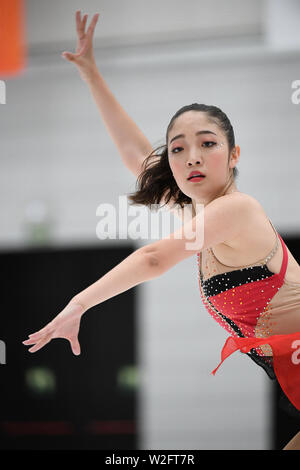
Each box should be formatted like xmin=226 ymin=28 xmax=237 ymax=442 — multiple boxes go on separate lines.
xmin=171 ymin=147 xmax=182 ymax=153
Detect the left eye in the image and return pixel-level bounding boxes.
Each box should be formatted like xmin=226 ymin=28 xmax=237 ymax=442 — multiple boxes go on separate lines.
xmin=203 ymin=141 xmax=216 ymax=147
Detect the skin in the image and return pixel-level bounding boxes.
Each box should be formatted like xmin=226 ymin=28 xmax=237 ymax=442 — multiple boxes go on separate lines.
xmin=166 ymin=112 xmax=300 ymax=452
xmin=61 ymin=10 xmax=99 ymax=82
xmin=282 ymin=431 xmax=300 ymax=450
xmin=167 ymin=110 xmax=240 ymax=214
xmin=23 ymin=11 xmax=300 ymax=450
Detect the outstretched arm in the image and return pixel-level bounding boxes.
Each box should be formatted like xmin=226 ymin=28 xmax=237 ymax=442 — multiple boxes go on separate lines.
xmin=22 ymin=192 xmax=252 ymax=355
xmin=62 ymin=10 xmax=154 ymax=179
xmin=22 ymin=247 xmax=161 ymax=355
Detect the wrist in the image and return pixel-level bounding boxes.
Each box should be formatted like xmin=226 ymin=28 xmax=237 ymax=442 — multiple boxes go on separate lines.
xmin=79 ymin=62 xmax=100 ymax=83
xmin=67 ymin=298 xmax=87 ymax=316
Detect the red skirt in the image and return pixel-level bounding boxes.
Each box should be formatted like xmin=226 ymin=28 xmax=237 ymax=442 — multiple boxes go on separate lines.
xmin=212 ymin=332 xmax=300 ymax=411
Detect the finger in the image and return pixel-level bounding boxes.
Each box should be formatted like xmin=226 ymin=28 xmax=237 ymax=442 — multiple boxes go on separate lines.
xmin=27 ymin=334 xmax=43 ymax=342
xmin=81 ymin=14 xmax=88 ymax=34
xmin=69 ymin=337 xmax=81 ymax=356
xmin=87 ymin=13 xmax=99 ymax=37
xmin=28 ymin=329 xmax=46 ymax=337
xmin=28 ymin=327 xmax=49 ymax=338
xmin=22 ymin=338 xmax=39 ymax=345
xmin=28 ymin=332 xmax=46 ymax=340
xmin=76 ymin=11 xmax=88 ymax=39
xmin=28 ymin=324 xmax=53 ymax=340
xmin=75 ymin=10 xmax=82 ymax=37
xmin=61 ymin=51 xmax=78 ymax=62
xmin=28 ymin=335 xmax=52 ymax=353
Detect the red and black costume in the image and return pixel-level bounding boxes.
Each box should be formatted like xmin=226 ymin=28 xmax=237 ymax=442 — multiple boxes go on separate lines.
xmin=198 ymin=219 xmax=300 ymax=416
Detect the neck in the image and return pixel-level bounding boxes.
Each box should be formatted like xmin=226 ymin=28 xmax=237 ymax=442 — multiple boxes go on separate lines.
xmin=192 ymin=182 xmax=239 ymax=216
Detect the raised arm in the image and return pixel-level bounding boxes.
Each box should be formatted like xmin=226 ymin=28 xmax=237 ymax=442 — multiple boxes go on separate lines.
xmin=61 ymin=10 xmax=154 ymax=178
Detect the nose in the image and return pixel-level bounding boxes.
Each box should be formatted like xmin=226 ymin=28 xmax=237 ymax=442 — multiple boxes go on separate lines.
xmin=186 ymin=150 xmax=204 ymax=167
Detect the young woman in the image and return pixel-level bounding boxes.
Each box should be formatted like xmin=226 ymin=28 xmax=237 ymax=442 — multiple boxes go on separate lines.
xmin=22 ymin=11 xmax=300 ymax=450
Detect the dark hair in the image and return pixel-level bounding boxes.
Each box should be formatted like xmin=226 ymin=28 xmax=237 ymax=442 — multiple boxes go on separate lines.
xmin=127 ymin=103 xmax=239 ymax=210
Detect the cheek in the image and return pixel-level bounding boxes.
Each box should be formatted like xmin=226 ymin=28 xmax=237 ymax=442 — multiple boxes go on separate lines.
xmin=208 ymin=153 xmax=227 ymax=172
xmin=169 ymin=158 xmax=182 ymax=178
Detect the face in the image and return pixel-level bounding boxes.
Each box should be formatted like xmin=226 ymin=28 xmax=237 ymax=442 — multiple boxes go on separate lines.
xmin=167 ymin=111 xmax=239 ymax=206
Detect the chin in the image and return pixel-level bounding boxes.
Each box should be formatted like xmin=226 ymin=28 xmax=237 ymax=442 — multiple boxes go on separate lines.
xmin=180 ymin=187 xmax=193 ymax=199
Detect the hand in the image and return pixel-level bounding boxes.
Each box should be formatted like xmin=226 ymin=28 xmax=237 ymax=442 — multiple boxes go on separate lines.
xmin=22 ymin=302 xmax=86 ymax=356
xmin=61 ymin=10 xmax=100 ymax=79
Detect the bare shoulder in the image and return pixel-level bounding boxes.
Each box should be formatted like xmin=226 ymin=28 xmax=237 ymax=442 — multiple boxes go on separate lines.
xmin=216 ymin=191 xmax=275 ymax=262
xmin=167 ymin=191 xmax=262 ymax=222
xmin=206 ymin=191 xmax=264 ymax=221
xmin=222 ymin=190 xmax=263 ymax=209
xmin=199 ymin=190 xmax=267 ymax=252
xmin=220 ymin=191 xmax=266 ymax=223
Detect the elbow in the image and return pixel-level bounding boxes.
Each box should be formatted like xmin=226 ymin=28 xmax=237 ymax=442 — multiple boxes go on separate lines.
xmin=138 ymin=247 xmax=164 ymax=278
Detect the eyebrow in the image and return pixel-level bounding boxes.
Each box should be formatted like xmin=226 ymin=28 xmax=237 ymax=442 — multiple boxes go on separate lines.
xmin=169 ymin=130 xmax=217 ymax=145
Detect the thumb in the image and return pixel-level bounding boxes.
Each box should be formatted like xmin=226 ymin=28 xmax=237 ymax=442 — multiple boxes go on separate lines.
xmin=61 ymin=51 xmax=78 ymax=62
xmin=70 ymin=337 xmax=81 ymax=356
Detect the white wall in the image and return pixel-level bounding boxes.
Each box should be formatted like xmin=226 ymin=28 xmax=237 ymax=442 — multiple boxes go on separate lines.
xmin=25 ymin=0 xmax=263 ymax=51
xmin=2 ymin=0 xmax=300 ymax=450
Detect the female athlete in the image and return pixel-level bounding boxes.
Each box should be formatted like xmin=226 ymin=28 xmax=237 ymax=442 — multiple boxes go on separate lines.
xmin=22 ymin=10 xmax=300 ymax=450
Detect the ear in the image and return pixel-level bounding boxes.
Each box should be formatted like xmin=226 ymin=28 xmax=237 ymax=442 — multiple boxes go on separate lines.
xmin=230 ymin=145 xmax=240 ymax=168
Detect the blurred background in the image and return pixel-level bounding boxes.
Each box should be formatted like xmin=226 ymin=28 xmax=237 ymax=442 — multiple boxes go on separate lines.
xmin=1 ymin=0 xmax=300 ymax=450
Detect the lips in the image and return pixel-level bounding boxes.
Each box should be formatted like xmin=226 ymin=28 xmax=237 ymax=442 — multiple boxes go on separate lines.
xmin=187 ymin=171 xmax=205 ymax=180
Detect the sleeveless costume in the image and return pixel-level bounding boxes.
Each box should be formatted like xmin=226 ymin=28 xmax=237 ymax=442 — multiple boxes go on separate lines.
xmin=197 ymin=219 xmax=300 ymax=417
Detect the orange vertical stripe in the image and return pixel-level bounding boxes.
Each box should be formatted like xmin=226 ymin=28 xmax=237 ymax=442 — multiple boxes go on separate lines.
xmin=0 ymin=0 xmax=27 ymax=76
